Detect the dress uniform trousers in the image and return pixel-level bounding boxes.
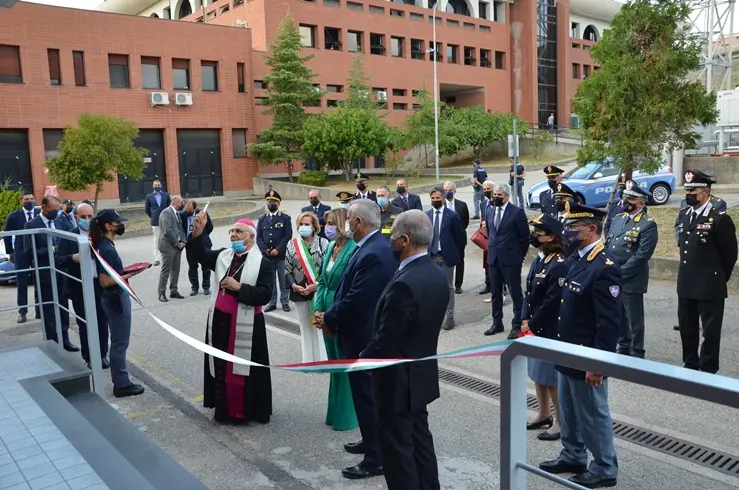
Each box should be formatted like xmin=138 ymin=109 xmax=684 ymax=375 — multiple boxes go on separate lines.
xmin=617 ymin=293 xmax=646 ymax=358
xmin=678 ymin=298 xmax=724 ymax=374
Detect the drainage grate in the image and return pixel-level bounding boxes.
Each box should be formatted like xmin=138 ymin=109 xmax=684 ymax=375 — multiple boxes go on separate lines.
xmin=267 ymin=314 xmax=739 ymax=478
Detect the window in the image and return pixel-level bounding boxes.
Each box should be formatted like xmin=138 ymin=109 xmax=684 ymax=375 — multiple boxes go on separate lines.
xmin=220 ymin=4 xmax=230 ymax=13
xmin=172 ymin=58 xmax=190 ymax=90
xmin=370 ymin=33 xmax=385 ymax=55
xmin=325 ymin=27 xmax=341 ymax=50
xmin=391 ymin=37 xmax=404 ymax=57
xmin=390 ymin=9 xmax=404 ymax=16
xmin=254 ymin=80 xmax=268 ymax=89
xmin=537 ymin=0 xmax=558 ymax=126
xmin=430 ymin=41 xmax=442 ymax=62
xmin=324 ymin=0 xmax=340 ymax=6
xmin=584 ymin=25 xmax=599 ymax=42
xmin=392 ymin=102 xmax=407 ymax=110
xmin=479 ymin=1 xmax=489 ymax=19
xmin=47 ymin=49 xmax=61 ymax=85
xmin=392 ymin=88 xmax=406 ymax=96
xmin=327 ymin=99 xmax=339 ymax=107
xmin=412 ymin=90 xmax=420 ymax=96
xmin=464 ymin=46 xmax=476 ymax=66
xmin=43 ymin=129 xmax=64 ymax=160
xmin=369 ymin=5 xmax=384 ymax=14
xmin=72 ymin=51 xmax=85 ymax=86
xmin=493 ymin=0 xmax=505 ymax=22
xmin=447 ymin=44 xmax=458 ymax=64
xmin=583 ymin=65 xmax=591 ymax=78
xmin=495 ymin=51 xmax=505 ymax=69
xmin=480 ymin=26 xmax=490 ymax=33
xmin=108 ymin=54 xmax=130 ymax=88
xmin=447 ymin=19 xmax=459 ymax=27
xmin=413 ymin=103 xmax=421 ymax=110
xmin=237 ymin=63 xmax=245 ymax=92
xmin=300 ymin=25 xmax=316 ymax=48
xmin=234 ymin=0 xmax=244 ymax=5
xmin=347 ymin=1 xmax=363 ymax=10
xmin=255 ymin=97 xmax=269 ymax=106
xmin=327 ymin=84 xmax=342 ymax=93
xmin=410 ymin=39 xmax=425 ymax=60
xmin=572 ymin=63 xmax=580 ymax=79
xmin=201 ymin=60 xmax=218 ymax=91
xmin=410 ymin=12 xmax=423 ymax=21
xmin=348 ymin=31 xmax=362 ymax=52
xmin=141 ymin=57 xmax=161 ymax=89
xmin=480 ymin=49 xmax=491 ymax=68
xmin=232 ymin=129 xmax=247 ymax=158
xmin=571 ymin=22 xmax=580 ymax=38
xmin=0 ymin=45 xmax=24 ymax=83
xmin=463 ymin=22 xmax=475 ymax=30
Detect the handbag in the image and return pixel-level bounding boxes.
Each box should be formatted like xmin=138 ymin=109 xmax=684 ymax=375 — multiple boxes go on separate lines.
xmin=471 ymin=223 xmax=489 ymax=250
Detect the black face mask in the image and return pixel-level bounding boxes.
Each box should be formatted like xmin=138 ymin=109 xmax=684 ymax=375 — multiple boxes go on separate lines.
xmin=309 ymin=198 xmax=319 ymax=207
xmin=185 ymin=211 xmax=194 ymax=216
xmin=430 ymin=200 xmax=443 ymax=209
xmin=623 ymin=201 xmax=637 ymax=214
xmin=396 ymin=186 xmax=406 ymax=195
xmin=493 ymin=197 xmax=504 ymax=207
xmin=548 ymin=181 xmax=558 ymax=190
xmin=483 ymin=190 xmax=493 ymax=199
xmin=356 ymin=183 xmax=366 ymax=192
xmin=111 ymin=223 xmax=125 ymax=236
xmin=267 ymin=203 xmax=279 ymax=213
xmin=685 ymin=194 xmax=699 ymax=207
xmin=64 ymin=206 xmax=73 ymax=214
xmin=529 ymin=231 xmax=542 ymax=248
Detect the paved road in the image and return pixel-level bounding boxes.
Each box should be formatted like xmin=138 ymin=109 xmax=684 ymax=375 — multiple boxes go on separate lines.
xmin=1 ymin=176 xmax=739 ymax=489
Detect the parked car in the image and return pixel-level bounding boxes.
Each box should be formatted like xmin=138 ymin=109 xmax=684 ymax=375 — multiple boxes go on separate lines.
xmin=527 ymin=160 xmax=676 ymax=209
xmin=0 ymin=240 xmax=16 ymax=285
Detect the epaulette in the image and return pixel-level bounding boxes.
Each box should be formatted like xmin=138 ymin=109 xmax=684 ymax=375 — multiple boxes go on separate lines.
xmin=587 ymin=241 xmax=605 ymax=262
xmin=711 ymin=196 xmax=725 ymax=203
xmin=544 ymin=252 xmax=557 ymax=264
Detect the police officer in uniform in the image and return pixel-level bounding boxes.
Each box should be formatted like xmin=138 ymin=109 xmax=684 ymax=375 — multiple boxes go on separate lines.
xmin=540 ymin=165 xmax=565 ymax=217
xmin=553 ymin=183 xmax=576 ymax=223
xmin=256 ymin=190 xmax=293 ymax=313
xmin=352 ymin=172 xmax=377 ymax=202
xmin=676 ymin=169 xmax=738 ymax=374
xmin=674 ymin=172 xmax=727 ymax=245
xmin=603 ymin=174 xmax=627 ymax=236
xmin=336 ymin=191 xmax=353 ymax=209
xmin=605 ymin=180 xmax=658 ymax=358
xmin=540 ymin=202 xmax=621 ymax=489
xmin=376 ymin=186 xmax=403 ymax=239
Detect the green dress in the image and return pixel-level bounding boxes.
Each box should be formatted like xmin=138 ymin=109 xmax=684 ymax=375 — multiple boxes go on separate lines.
xmin=314 ymin=239 xmax=358 ymax=431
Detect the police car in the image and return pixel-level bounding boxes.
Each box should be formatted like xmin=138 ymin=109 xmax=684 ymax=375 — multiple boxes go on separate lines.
xmin=527 ymin=160 xmax=676 ymax=209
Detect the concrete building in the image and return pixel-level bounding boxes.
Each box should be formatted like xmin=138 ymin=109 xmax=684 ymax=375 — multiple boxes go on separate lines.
xmin=0 ymin=0 xmax=617 ymax=203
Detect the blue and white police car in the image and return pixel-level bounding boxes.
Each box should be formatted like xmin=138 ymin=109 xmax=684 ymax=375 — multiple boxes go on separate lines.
xmin=527 ymin=160 xmax=676 ymax=209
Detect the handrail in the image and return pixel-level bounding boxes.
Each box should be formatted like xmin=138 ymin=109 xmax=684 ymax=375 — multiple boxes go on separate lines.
xmin=499 ymin=336 xmax=739 ymax=489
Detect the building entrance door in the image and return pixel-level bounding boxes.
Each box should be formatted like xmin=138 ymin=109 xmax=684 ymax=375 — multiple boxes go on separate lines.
xmin=118 ymin=129 xmax=167 ymax=203
xmin=0 ymin=130 xmax=33 ymax=193
xmin=177 ymin=129 xmax=223 ymax=198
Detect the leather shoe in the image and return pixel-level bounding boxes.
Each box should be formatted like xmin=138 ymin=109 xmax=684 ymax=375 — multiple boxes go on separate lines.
xmin=63 ymin=343 xmax=80 ymax=353
xmin=673 ymin=324 xmax=680 ymax=331
xmin=539 ymin=459 xmax=587 ymax=475
xmin=526 ymin=416 xmax=552 ymax=430
xmin=35 ymin=311 xmax=41 ymax=319
xmin=443 ymin=318 xmax=455 ymax=331
xmin=158 ymin=294 xmax=168 ymax=303
xmin=170 ymin=292 xmax=185 ymax=299
xmin=190 ymin=290 xmax=199 ymax=296
xmin=203 ymin=289 xmax=211 ymax=296
xmin=484 ymin=325 xmax=504 ymax=336
xmin=102 ymin=357 xmax=110 ymax=369
xmin=341 ymin=462 xmax=383 ymax=480
xmin=454 ymin=287 xmax=463 ymax=294
xmin=113 ymin=383 xmax=145 ymax=398
xmin=537 ymin=431 xmax=561 ymax=441
xmin=282 ymin=304 xmax=291 ymax=312
xmin=507 ymin=329 xmax=521 ymax=340
xmin=479 ymin=286 xmax=490 ymax=295
xmin=344 ymin=440 xmax=365 ymax=454
xmin=264 ymin=304 xmax=276 ymax=313
xmin=17 ymin=314 xmax=26 ymax=324
xmin=569 ymin=472 xmax=617 ymax=488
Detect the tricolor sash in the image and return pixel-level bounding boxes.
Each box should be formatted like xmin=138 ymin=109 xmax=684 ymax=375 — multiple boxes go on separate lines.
xmin=293 ymin=237 xmax=319 ymax=315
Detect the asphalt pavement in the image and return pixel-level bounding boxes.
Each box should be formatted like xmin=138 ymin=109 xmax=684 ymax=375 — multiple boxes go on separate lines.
xmin=1 ymin=172 xmax=739 ymax=489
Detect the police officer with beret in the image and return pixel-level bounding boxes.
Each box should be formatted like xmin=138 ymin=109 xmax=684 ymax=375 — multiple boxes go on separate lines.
xmin=540 ymin=202 xmax=621 ymax=489
xmin=256 ymin=190 xmax=293 ymax=313
xmin=352 ymin=172 xmax=377 ymax=202
xmin=605 ymin=180 xmax=658 ymax=359
xmin=676 ymin=169 xmax=738 ymax=374
xmin=540 ymin=165 xmax=565 ymax=217
xmin=553 ymin=183 xmax=576 ymax=223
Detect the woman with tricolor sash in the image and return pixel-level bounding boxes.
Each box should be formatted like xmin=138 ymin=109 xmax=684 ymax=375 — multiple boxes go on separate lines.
xmin=189 ymin=215 xmax=275 ymax=424
xmin=285 ymin=211 xmax=329 ymax=363
xmin=313 ymin=208 xmax=358 ymax=432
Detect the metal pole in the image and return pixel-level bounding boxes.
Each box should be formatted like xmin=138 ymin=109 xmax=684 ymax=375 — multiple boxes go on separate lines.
xmin=707 ymin=1 xmax=715 ymax=92
xmin=513 ymin=118 xmax=519 ymax=206
xmin=31 ymin=235 xmax=46 ymax=341
xmin=500 ymin=350 xmax=528 ymax=490
xmin=78 ymin=235 xmax=105 ymax=397
xmin=432 ymin=0 xmax=440 ymax=182
xmin=47 ymin=234 xmax=63 ymax=346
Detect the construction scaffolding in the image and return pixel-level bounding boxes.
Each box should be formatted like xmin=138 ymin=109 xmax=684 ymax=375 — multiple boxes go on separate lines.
xmin=690 ymin=0 xmax=736 ymax=92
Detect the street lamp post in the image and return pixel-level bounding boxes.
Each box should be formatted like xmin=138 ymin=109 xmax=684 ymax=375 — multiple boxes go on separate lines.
xmin=432 ymin=0 xmax=440 ymax=182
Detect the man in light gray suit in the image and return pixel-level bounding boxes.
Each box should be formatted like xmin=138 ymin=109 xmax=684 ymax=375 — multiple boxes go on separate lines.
xmin=157 ymin=195 xmax=186 ymax=303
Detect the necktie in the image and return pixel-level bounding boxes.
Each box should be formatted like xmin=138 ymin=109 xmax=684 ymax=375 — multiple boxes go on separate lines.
xmin=47 ymin=220 xmax=58 ymax=245
xmin=494 ymin=207 xmax=502 ymax=230
xmin=689 ymin=211 xmax=696 ymax=226
xmin=26 ymin=212 xmax=31 ymax=222
xmin=431 ymin=211 xmax=441 ymax=254
xmin=403 ymin=196 xmax=408 ymax=209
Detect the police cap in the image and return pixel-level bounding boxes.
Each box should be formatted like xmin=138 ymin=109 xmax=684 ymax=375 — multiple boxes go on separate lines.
xmin=563 ymin=201 xmax=607 ymax=224
xmin=684 ymin=169 xmax=716 ymax=190
xmin=544 ymin=165 xmax=564 ymax=178
xmin=622 ymin=179 xmax=650 ymax=199
xmin=95 ymin=208 xmax=128 ymax=224
xmin=336 ymin=191 xmax=353 ymax=203
xmin=265 ymin=190 xmax=282 ymax=202
xmin=355 ymin=172 xmax=370 ymax=182
xmin=529 ymin=213 xmax=564 ymax=238
xmin=553 ymin=183 xmax=575 ymax=198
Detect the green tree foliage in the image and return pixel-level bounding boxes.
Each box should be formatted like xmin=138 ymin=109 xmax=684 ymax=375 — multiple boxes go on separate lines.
xmin=341 ymin=52 xmax=381 ymax=111
xmin=45 ymin=114 xmax=147 ymax=208
xmin=402 ymin=90 xmax=461 ymax=167
xmin=249 ymin=10 xmax=321 ymax=183
xmin=452 ymin=106 xmax=529 ymax=158
xmin=0 ymin=179 xmax=22 ymax=230
xmin=573 ymin=0 xmax=716 ymax=182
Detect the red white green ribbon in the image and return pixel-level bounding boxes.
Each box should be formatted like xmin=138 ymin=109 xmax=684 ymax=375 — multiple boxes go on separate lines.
xmin=93 ymin=248 xmax=513 ymax=373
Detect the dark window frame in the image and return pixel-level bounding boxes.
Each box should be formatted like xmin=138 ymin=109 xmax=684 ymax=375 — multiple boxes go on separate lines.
xmin=141 ymin=56 xmax=161 ymax=89
xmin=108 ymin=54 xmax=130 ymax=89
xmin=72 ymin=51 xmax=85 ymax=86
xmin=172 ymin=58 xmax=191 ymax=90
xmin=0 ymin=45 xmax=22 ymax=84
xmin=299 ymin=25 xmax=317 ymax=48
xmin=47 ymin=49 xmax=61 ymax=85
xmin=201 ymin=60 xmax=219 ymax=92
xmin=348 ymin=31 xmax=363 ymax=53
xmin=237 ymin=62 xmax=245 ymax=92
xmin=232 ymin=128 xmax=247 ymax=158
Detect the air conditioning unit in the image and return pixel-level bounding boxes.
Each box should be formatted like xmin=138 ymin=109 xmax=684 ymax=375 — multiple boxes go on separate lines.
xmin=150 ymin=92 xmax=169 ymax=106
xmin=175 ymin=93 xmax=193 ymax=106
xmin=235 ymin=18 xmax=248 ymax=27
xmin=376 ymin=91 xmax=387 ymax=101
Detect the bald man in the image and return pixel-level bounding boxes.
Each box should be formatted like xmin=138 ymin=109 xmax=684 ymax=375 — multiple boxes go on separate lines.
xmin=55 ymin=203 xmax=110 ymax=368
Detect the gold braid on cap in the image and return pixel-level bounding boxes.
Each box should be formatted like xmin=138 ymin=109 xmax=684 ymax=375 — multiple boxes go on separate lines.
xmin=529 ymin=213 xmax=544 ymax=225
xmin=563 ymin=201 xmax=596 ymax=219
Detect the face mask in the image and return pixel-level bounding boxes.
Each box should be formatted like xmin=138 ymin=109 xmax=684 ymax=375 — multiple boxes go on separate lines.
xmin=339 ymin=202 xmax=350 ymax=209
xmin=185 ymin=210 xmax=193 ymax=216
xmin=178 ymin=203 xmax=185 ymax=211
xmin=483 ymin=190 xmax=493 ymax=199
xmin=493 ymin=197 xmax=504 ymax=207
xmin=267 ymin=203 xmax=278 ymax=213
xmin=44 ymin=210 xmax=58 ymax=221
xmin=685 ymin=194 xmax=699 ymax=207
xmin=563 ymin=229 xmax=582 ymax=255
xmin=445 ymin=191 xmax=454 ymax=200
xmin=298 ymin=225 xmax=313 ymax=237
xmin=324 ymin=225 xmax=339 ymax=240
xmin=529 ymin=231 xmax=542 ymax=248
xmin=154 ymin=186 xmax=162 ymax=192
xmin=64 ymin=206 xmax=73 ymax=214
xmin=556 ymin=200 xmax=567 ymax=213
xmin=78 ymin=219 xmax=90 ymax=231
xmin=356 ymin=183 xmax=366 ymax=192
xmin=431 ymin=200 xmax=443 ymax=209
xmin=623 ymin=201 xmax=637 ymax=214
xmin=23 ymin=201 xmax=34 ymax=211
xmin=309 ymin=198 xmax=319 ymax=207
xmin=231 ymin=241 xmax=246 ymax=253
xmin=113 ymin=223 xmax=125 ymax=236
xmin=391 ymin=236 xmax=405 ymax=262
xmin=396 ymin=186 xmax=406 ymax=195
xmin=377 ymin=197 xmax=389 ymax=207
xmin=548 ymin=181 xmax=558 ymax=190
xmin=345 ymin=219 xmax=355 ymax=239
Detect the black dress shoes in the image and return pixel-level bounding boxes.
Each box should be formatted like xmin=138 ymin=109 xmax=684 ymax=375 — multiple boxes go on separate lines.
xmin=203 ymin=289 xmax=211 ymax=296
xmin=344 ymin=440 xmax=365 ymax=454
xmin=85 ymin=357 xmax=110 ymax=370
xmin=158 ymin=294 xmax=168 ymax=303
xmin=63 ymin=343 xmax=80 ymax=353
xmin=35 ymin=311 xmax=41 ymax=319
xmin=539 ymin=459 xmax=587 ymax=475
xmin=170 ymin=292 xmax=185 ymax=299
xmin=282 ymin=304 xmax=291 ymax=312
xmin=569 ymin=472 xmax=617 ymax=488
xmin=454 ymin=287 xmax=463 ymax=294
xmin=17 ymin=314 xmax=26 ymax=324
xmin=264 ymin=305 xmax=276 ymax=313
xmin=537 ymin=431 xmax=561 ymax=441
xmin=484 ymin=324 xmax=504 ymax=336
xmin=113 ymin=384 xmax=145 ymax=398
xmin=526 ymin=416 xmax=553 ymax=430
xmin=341 ymin=462 xmax=383 ymax=480
xmin=507 ymin=329 xmax=521 ymax=340
xmin=190 ymin=290 xmax=199 ymax=296
xmin=479 ymin=285 xmax=491 ymax=295
xmin=673 ymin=324 xmax=680 ymax=331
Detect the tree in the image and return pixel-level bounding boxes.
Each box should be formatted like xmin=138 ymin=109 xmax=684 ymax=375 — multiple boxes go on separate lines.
xmin=402 ymin=89 xmax=462 ymax=168
xmin=452 ymin=107 xmax=529 ymax=159
xmin=573 ymin=0 xmax=716 ymax=188
xmin=45 ymin=114 xmax=147 ymax=208
xmin=341 ymin=52 xmax=381 ymax=111
xmin=249 ymin=10 xmax=321 ymax=183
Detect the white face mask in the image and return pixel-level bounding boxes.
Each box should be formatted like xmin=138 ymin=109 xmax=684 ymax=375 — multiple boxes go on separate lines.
xmin=339 ymin=202 xmax=350 ymax=209
xmin=345 ymin=220 xmax=355 ymax=239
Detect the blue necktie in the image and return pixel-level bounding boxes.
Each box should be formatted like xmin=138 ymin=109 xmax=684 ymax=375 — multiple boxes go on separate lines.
xmin=431 ymin=211 xmax=441 ymax=254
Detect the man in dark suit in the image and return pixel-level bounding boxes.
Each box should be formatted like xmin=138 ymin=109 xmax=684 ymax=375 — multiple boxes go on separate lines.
xmin=484 ymin=183 xmax=529 ymax=339
xmin=58 ymin=199 xmax=77 ymax=230
xmin=144 ymin=179 xmax=171 ymax=266
xmin=443 ymin=181 xmax=469 ymax=294
xmin=4 ymin=191 xmax=40 ymax=324
xmin=352 ymin=172 xmax=377 ymax=202
xmin=23 ymin=195 xmax=77 ymax=352
xmin=360 ymin=210 xmax=447 ymax=490
xmin=426 ymin=187 xmax=466 ymax=331
xmin=181 ymin=199 xmax=213 ymax=296
xmin=392 ymin=179 xmax=423 ymax=212
xmin=301 ymin=189 xmax=331 ymax=237
xmin=55 ymin=202 xmax=109 ymax=368
xmin=316 ymin=199 xmax=397 ymax=481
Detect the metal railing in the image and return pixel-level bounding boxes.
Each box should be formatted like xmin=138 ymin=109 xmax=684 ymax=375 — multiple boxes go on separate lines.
xmin=500 ymin=336 xmax=739 ymax=489
xmin=526 ymin=122 xmax=586 ymax=147
xmin=0 ymin=227 xmax=104 ymax=397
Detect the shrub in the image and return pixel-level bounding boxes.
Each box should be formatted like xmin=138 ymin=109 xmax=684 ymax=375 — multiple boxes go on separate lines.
xmin=0 ymin=180 xmax=22 ymax=230
xmin=298 ymin=170 xmax=328 ymax=187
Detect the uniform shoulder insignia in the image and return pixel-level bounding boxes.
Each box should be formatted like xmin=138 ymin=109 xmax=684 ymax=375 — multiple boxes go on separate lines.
xmin=544 ymin=252 xmax=557 ymax=264
xmin=605 ymin=258 xmax=614 ymax=265
xmin=586 ymin=242 xmax=605 ymax=262
xmin=556 ymin=254 xmax=565 ymax=263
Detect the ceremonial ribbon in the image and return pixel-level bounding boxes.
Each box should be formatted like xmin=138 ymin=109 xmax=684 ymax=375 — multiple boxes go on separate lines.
xmin=92 ymin=248 xmax=513 ymax=373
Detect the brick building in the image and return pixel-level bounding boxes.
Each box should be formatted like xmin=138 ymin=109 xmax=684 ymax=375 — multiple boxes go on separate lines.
xmin=0 ymin=0 xmax=617 ymax=204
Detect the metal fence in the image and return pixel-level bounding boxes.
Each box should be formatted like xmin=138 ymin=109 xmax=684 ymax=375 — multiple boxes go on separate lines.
xmin=526 ymin=123 xmax=585 ymax=148
xmin=0 ymin=227 xmax=104 ymax=397
xmin=500 ymin=336 xmax=739 ymax=489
